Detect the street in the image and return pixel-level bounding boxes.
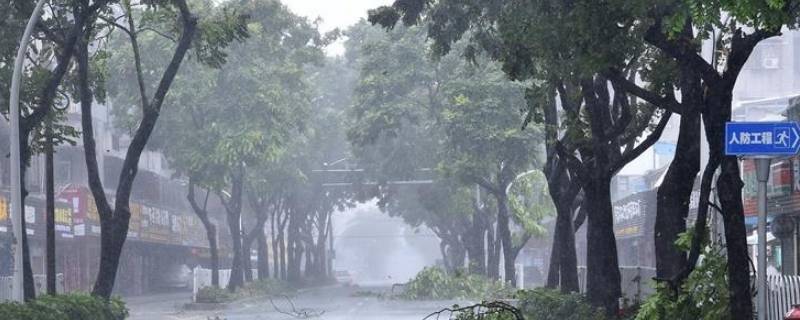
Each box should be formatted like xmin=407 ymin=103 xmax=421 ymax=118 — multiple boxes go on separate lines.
xmin=126 ymin=285 xmax=468 ymax=320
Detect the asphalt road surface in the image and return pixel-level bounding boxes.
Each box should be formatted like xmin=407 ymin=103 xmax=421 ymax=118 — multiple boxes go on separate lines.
xmin=126 ymin=285 xmax=469 ymax=320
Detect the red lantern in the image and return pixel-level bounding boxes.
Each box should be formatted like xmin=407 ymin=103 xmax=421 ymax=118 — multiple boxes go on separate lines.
xmin=785 ymin=304 xmax=800 ymax=320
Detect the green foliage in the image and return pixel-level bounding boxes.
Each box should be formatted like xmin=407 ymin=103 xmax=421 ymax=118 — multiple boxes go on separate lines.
xmin=112 ymin=0 xmax=327 ymax=193
xmin=346 ymin=21 xmax=544 ymax=253
xmin=0 ymin=293 xmax=128 ymax=320
xmin=515 ymin=289 xmax=605 ymax=320
xmin=507 ymin=171 xmax=554 ymax=239
xmin=634 ymin=231 xmax=729 ymax=320
xmin=400 ymin=267 xmax=512 ymax=300
xmin=449 ymin=289 xmax=604 ymax=320
xmin=665 ymin=0 xmax=795 ymax=38
xmin=196 ymin=286 xmax=234 ymax=304
xmin=237 ymin=278 xmax=295 ymax=297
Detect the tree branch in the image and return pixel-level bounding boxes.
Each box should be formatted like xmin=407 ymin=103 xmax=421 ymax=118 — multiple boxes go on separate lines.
xmin=643 ymin=23 xmax=721 ymax=84
xmin=604 ymin=69 xmax=685 ymax=115
xmin=77 ymin=30 xmax=113 ymax=216
xmin=114 ymin=0 xmax=197 ymax=207
xmin=609 ymin=111 xmax=672 ymax=175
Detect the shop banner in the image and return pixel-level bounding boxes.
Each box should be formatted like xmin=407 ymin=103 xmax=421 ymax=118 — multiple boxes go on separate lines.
xmin=140 ymin=205 xmax=172 ymax=243
xmin=0 ymin=195 xmax=8 ymax=233
xmin=128 ymin=203 xmax=142 ymax=239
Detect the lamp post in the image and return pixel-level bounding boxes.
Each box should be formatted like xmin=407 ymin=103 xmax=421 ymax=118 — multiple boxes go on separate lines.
xmin=9 ymin=0 xmax=48 ymax=302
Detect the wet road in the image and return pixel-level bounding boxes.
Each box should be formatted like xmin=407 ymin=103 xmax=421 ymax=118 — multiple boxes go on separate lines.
xmin=127 ymin=285 xmax=468 ymax=320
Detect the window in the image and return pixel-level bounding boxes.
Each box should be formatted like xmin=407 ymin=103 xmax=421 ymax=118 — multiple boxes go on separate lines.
xmin=55 ymin=161 xmax=71 ymax=185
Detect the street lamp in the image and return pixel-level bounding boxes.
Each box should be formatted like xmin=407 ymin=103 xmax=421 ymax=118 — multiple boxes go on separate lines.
xmin=9 ymin=0 xmax=48 ymax=302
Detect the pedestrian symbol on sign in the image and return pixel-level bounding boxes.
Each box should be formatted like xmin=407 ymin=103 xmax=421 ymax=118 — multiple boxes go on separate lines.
xmin=776 ymin=129 xmax=791 ymax=148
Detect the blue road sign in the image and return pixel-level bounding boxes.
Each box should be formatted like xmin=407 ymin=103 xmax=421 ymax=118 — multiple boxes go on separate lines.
xmin=725 ymin=121 xmax=800 ymax=156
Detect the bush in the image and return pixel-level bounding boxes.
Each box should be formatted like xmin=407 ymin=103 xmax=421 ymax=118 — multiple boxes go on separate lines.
xmin=448 ymin=289 xmax=603 ymax=320
xmin=237 ymin=278 xmax=295 ymax=297
xmin=0 ymin=293 xmax=128 ymax=320
xmin=400 ymin=267 xmax=512 ymax=300
xmin=195 ymin=286 xmax=234 ymax=304
xmin=516 ymin=288 xmax=604 ymax=320
xmin=635 ymin=230 xmax=729 ymax=320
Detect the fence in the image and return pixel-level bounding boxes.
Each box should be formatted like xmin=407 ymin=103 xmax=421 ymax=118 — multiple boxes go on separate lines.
xmin=192 ymin=267 xmax=258 ymax=302
xmin=0 ymin=274 xmax=65 ymax=301
xmin=766 ymin=274 xmax=800 ymax=320
xmin=577 ymin=266 xmax=657 ymax=303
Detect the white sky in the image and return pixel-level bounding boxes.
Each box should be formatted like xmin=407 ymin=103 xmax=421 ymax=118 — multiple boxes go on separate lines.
xmin=282 ymin=0 xmax=393 ymax=55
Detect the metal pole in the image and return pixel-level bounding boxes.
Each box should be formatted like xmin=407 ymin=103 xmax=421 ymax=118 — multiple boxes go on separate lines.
xmin=9 ymin=0 xmax=47 ymax=302
xmin=755 ymin=158 xmax=771 ymax=320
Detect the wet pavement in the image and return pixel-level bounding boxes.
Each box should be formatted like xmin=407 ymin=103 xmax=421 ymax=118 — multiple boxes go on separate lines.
xmin=126 ymin=285 xmax=468 ymax=320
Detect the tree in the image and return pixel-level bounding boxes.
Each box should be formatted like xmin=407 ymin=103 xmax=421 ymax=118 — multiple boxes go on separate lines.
xmin=595 ymin=2 xmax=800 ymax=317
xmin=75 ymin=0 xmax=217 ymax=298
xmin=2 ymin=0 xmax=103 ymax=300
xmin=346 ymin=21 xmax=545 ymax=285
xmin=367 ymin=2 xmax=676 ymax=314
xmin=123 ymin=0 xmax=327 ymax=291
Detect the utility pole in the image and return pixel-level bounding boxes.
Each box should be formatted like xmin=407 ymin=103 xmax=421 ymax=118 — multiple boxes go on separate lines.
xmin=9 ymin=0 xmax=48 ymax=302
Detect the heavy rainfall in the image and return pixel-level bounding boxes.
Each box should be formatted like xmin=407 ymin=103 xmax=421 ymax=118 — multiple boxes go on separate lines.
xmin=2 ymin=0 xmax=800 ymax=319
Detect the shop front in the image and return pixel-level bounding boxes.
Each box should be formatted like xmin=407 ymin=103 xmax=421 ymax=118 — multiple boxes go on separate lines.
xmin=742 ymin=158 xmax=798 ymax=275
xmin=613 ymin=190 xmax=657 ymax=268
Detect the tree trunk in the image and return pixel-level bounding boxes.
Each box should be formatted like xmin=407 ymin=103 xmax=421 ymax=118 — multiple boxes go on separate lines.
xmin=584 ymin=178 xmax=621 ymax=316
xmin=79 ymin=0 xmax=197 ymax=299
xmin=94 ymin=214 xmax=130 ymax=299
xmin=718 ymin=158 xmax=753 ymax=320
xmin=287 ymin=220 xmax=300 ymax=282
xmin=487 ymin=223 xmax=500 ymax=280
xmin=227 ymin=215 xmax=244 ymax=290
xmin=45 ymin=123 xmax=56 ymax=295
xmin=187 ymin=179 xmax=219 ymax=287
xmin=706 ymin=85 xmax=753 ymax=319
xmin=304 ymin=244 xmax=313 ymax=278
xmin=545 ymin=237 xmax=560 ymax=289
xmin=16 ymin=4 xmax=93 ymax=301
xmin=655 ymin=113 xmax=700 ymax=279
xmin=495 ymin=192 xmax=515 ymax=286
xmin=272 ymin=213 xmax=280 ymax=279
xmin=466 ymin=211 xmax=486 ymax=275
xmin=279 ymin=228 xmax=286 ymax=280
xmin=548 ymin=197 xmax=579 ymax=292
xmin=257 ymin=230 xmax=269 ymax=280
xmin=227 ymin=211 xmax=244 ymax=291
xmin=242 ymin=237 xmax=254 ymax=283
xmin=20 ymin=197 xmax=34 ymax=300
xmin=242 ymin=218 xmax=267 ymax=282
xmin=207 ymin=224 xmax=219 ymax=287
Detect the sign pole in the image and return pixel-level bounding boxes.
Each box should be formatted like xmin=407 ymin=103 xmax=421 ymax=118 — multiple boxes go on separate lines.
xmin=755 ymin=158 xmax=771 ymax=320
xmin=9 ymin=0 xmax=47 ymax=302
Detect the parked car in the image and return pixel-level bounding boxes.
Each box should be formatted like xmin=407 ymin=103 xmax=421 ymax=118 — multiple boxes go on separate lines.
xmin=335 ymin=270 xmax=354 ymax=286
xmin=157 ymin=264 xmax=193 ymax=289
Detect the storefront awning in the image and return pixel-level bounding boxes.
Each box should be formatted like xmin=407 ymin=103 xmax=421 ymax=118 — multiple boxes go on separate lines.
xmin=747 ymin=231 xmax=776 ymax=245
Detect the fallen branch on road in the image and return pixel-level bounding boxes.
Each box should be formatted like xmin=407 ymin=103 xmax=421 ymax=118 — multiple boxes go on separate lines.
xmin=268 ymin=295 xmax=325 ymax=318
xmin=423 ymin=301 xmax=524 ymax=320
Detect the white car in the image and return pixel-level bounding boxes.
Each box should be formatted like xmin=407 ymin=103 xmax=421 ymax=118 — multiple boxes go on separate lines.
xmin=335 ymin=270 xmax=354 ymax=286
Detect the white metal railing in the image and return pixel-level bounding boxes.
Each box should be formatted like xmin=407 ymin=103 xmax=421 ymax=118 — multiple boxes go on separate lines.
xmin=0 ymin=274 xmax=65 ymax=301
xmin=766 ymin=274 xmax=800 ymax=320
xmin=192 ymin=267 xmax=257 ymax=302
